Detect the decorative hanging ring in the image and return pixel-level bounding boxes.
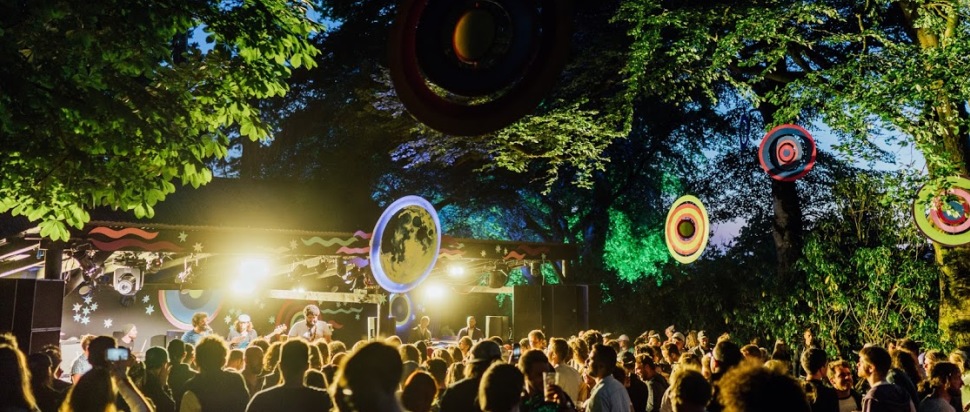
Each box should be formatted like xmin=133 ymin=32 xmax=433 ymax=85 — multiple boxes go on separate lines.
xmin=388 ymin=0 xmax=573 ymax=136
xmin=758 ymin=124 xmax=817 ymax=181
xmin=664 ymin=195 xmax=710 ymax=264
xmin=370 ymin=196 xmax=442 ymax=293
xmin=913 ymin=176 xmax=970 ymax=246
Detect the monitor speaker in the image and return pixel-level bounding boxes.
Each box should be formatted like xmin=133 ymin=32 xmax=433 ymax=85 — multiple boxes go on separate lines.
xmin=0 ymin=279 xmax=65 ymax=353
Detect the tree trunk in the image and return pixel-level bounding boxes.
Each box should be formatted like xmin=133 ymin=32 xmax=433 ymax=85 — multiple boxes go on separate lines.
xmin=937 ymin=246 xmax=970 ymax=346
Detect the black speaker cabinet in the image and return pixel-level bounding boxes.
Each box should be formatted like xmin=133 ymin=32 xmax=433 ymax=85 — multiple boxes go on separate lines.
xmin=512 ymin=285 xmax=589 ymax=340
xmin=485 ymin=316 xmax=510 ymax=341
xmin=0 ymin=279 xmax=65 ymax=353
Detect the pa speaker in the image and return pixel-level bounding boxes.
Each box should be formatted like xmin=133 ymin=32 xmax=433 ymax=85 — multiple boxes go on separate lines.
xmin=485 ymin=316 xmax=509 ymax=341
xmin=0 ymin=279 xmax=65 ymax=353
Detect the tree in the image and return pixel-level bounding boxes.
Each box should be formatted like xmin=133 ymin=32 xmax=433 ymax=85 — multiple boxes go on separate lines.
xmin=618 ymin=0 xmax=970 ymax=345
xmin=0 ymin=0 xmax=320 ymax=240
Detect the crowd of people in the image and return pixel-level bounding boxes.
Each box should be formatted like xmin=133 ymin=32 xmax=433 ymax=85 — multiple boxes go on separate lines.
xmin=2 ymin=306 xmax=970 ymax=412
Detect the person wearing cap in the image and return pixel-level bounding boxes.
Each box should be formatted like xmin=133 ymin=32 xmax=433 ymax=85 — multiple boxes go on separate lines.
xmin=142 ymin=346 xmax=176 ymax=412
xmin=439 ymin=340 xmax=503 ymax=412
xmin=288 ymin=304 xmax=332 ymax=343
xmin=670 ymin=333 xmax=686 ymax=353
xmin=119 ymin=324 xmax=138 ymax=349
xmin=617 ymin=335 xmax=633 ymax=357
xmin=584 ymin=343 xmax=632 ymax=412
xmin=228 ymin=314 xmax=258 ymax=350
xmin=690 ymin=331 xmax=711 ymax=358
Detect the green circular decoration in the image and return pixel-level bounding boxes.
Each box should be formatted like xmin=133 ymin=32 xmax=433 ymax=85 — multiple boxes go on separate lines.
xmin=912 ymin=176 xmax=970 ymax=246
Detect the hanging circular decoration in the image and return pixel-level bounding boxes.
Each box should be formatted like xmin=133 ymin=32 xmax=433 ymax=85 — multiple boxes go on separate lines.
xmin=370 ymin=196 xmax=442 ymax=293
xmin=158 ymin=290 xmax=224 ymax=330
xmin=389 ymin=293 xmax=414 ymax=328
xmin=758 ymin=124 xmax=817 ymax=182
xmin=913 ymin=176 xmax=970 ymax=246
xmin=664 ymin=195 xmax=710 ymax=264
xmin=388 ymin=0 xmax=573 ymax=136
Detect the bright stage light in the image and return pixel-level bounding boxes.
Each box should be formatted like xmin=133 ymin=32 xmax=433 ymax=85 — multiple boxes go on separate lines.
xmin=231 ymin=256 xmax=271 ymax=296
xmin=447 ymin=265 xmax=466 ymax=278
xmin=424 ymin=283 xmax=447 ymax=301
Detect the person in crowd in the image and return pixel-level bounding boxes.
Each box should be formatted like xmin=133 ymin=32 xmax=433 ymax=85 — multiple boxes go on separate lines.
xmin=288 ymin=305 xmax=332 ymax=343
xmin=717 ymin=363 xmax=811 ymax=412
xmin=260 ymin=342 xmax=283 ymax=389
xmin=141 ymin=347 xmax=175 ymax=412
xmin=479 ymin=363 xmax=525 ymax=412
xmin=457 ymin=336 xmax=474 ymax=361
xmin=225 ymin=350 xmax=244 ymax=372
xmin=741 ymin=344 xmax=764 ymax=364
xmin=40 ymin=344 xmax=72 ymax=393
xmin=66 ymin=336 xmax=155 ymax=412
xmin=166 ymin=338 xmax=195 ymax=411
xmin=924 ymin=352 xmax=948 ymax=380
xmin=458 ymin=316 xmax=485 ymax=341
xmin=71 ymin=334 xmax=96 ymax=384
xmin=427 ymin=358 xmax=449 ymax=397
xmin=690 ymin=332 xmax=710 ymax=358
xmin=227 ymin=315 xmax=257 ymax=350
xmin=400 ymin=344 xmax=422 ymax=386
xmin=180 ymin=336 xmax=250 ymax=412
xmin=916 ymin=361 xmax=961 ymax=412
xmin=584 ymin=343 xmax=632 ymax=412
xmin=797 ymin=348 xmax=838 ymax=412
xmin=1 ymin=344 xmax=38 ymax=412
xmin=402 ymin=370 xmax=438 ymax=412
xmin=670 ymin=334 xmax=686 ymax=354
xmin=635 ymin=354 xmax=667 ymax=412
xmin=241 ymin=346 xmax=265 ymax=398
xmin=119 ymin=324 xmax=138 ymax=349
xmin=246 ymin=339 xmax=332 ymax=412
xmin=857 ymin=346 xmax=916 ymax=412
xmin=946 ymin=350 xmax=970 ymax=410
xmin=528 ymin=330 xmax=547 ymax=352
xmin=668 ymin=368 xmax=710 ymax=412
xmin=647 ymin=334 xmax=662 ymax=349
xmin=827 ymin=360 xmax=863 ymax=412
xmin=890 ymin=350 xmax=922 ymax=405
xmin=550 ymin=337 xmax=584 ymax=403
xmin=617 ymin=335 xmax=634 ymax=357
xmin=410 ymin=316 xmax=433 ymax=343
xmin=27 ymin=352 xmax=66 ymax=412
xmin=439 ymin=340 xmax=503 ymax=412
xmin=660 ymin=344 xmax=680 ymax=374
xmin=518 ymin=349 xmax=575 ymax=411
xmin=181 ymin=313 xmax=213 ymax=346
xmin=303 ymin=369 xmax=326 ymax=390
xmin=619 ymin=352 xmax=649 ymax=412
xmin=330 ymin=341 xmax=403 ymax=412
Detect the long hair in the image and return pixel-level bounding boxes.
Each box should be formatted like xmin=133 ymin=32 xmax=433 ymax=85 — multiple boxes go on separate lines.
xmin=62 ymin=367 xmax=117 ymax=412
xmin=0 ymin=344 xmax=37 ymax=411
xmin=918 ymin=361 xmax=960 ymax=395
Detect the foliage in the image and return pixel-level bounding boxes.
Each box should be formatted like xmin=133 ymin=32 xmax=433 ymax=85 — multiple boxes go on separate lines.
xmin=797 ymin=171 xmax=940 ymax=354
xmin=0 ymin=0 xmax=320 ymax=239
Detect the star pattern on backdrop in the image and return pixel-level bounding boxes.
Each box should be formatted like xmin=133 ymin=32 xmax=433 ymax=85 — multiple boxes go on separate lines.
xmin=90 ymin=302 xmax=98 ymax=311
xmin=224 ymin=315 xmax=232 ymax=325
xmin=84 ymin=296 xmax=93 ymax=304
xmin=495 ymin=245 xmax=501 ymax=253
xmin=82 ymin=307 xmax=90 ymax=315
xmin=193 ymin=242 xmax=203 ymax=252
xmin=178 ymin=231 xmax=188 ymax=242
xmin=481 ymin=250 xmax=487 ymax=257
xmin=290 ymin=239 xmax=298 ymax=249
xmin=73 ymin=314 xmax=81 ymax=322
xmin=81 ymin=316 xmax=90 ymax=325
xmin=268 ymin=316 xmax=276 ymax=324
xmin=355 ymin=314 xmax=360 ymax=320
xmin=73 ymin=303 xmax=82 ymax=312
xmin=142 ymin=295 xmax=150 ymax=303
xmin=104 ymin=319 xmax=113 ymax=329
xmin=145 ymin=304 xmax=155 ymax=315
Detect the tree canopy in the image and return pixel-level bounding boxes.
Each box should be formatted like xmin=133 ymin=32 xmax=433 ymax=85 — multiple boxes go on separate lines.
xmin=0 ymin=0 xmax=320 ymax=240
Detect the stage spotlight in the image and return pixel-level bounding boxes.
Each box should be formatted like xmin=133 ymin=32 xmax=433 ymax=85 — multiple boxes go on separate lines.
xmin=424 ymin=283 xmax=447 ymax=301
xmin=232 ymin=257 xmax=271 ymax=296
xmin=112 ymin=267 xmax=143 ymax=296
xmin=447 ymin=264 xmax=466 ymax=278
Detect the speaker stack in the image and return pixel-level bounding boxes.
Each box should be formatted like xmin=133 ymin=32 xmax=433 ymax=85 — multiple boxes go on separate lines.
xmin=0 ymin=279 xmax=65 ymax=353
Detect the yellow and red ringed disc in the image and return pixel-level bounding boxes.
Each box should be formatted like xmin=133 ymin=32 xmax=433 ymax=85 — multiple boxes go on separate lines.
xmin=914 ymin=176 xmax=970 ymax=246
xmin=665 ymin=195 xmax=710 ymax=264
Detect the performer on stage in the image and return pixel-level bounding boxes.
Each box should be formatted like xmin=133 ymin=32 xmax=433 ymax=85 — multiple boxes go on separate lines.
xmin=228 ymin=314 xmax=287 ymax=349
xmin=410 ymin=316 xmax=432 ymax=343
xmin=288 ymin=304 xmax=332 ymax=343
xmin=181 ymin=312 xmax=212 ymax=346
